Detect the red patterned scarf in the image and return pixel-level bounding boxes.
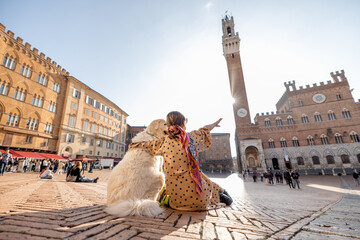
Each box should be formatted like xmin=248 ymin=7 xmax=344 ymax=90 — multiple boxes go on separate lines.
xmin=168 ymin=125 xmax=203 ymax=196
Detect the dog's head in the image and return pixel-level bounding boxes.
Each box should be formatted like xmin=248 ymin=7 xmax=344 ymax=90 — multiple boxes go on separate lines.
xmin=146 ymin=119 xmax=167 ymax=139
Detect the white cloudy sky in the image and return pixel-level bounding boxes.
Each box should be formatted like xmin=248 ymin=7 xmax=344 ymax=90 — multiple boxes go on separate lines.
xmin=1 ymin=0 xmax=359 ymax=157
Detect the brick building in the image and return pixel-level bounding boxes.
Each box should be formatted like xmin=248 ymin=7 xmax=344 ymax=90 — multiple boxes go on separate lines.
xmin=222 ymin=15 xmax=360 ymax=174
xmin=0 ymin=23 xmax=128 ymax=158
xmin=125 ymin=125 xmax=146 ymax=151
xmin=198 ymin=133 xmax=233 ymax=173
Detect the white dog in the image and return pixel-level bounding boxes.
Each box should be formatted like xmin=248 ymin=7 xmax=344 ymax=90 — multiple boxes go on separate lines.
xmin=105 ymin=119 xmax=167 ymax=217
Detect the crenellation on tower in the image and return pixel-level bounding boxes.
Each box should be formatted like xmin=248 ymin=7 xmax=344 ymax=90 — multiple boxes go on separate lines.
xmin=330 ymin=71 xmax=339 ymax=82
xmin=339 ymin=69 xmax=347 ymax=82
xmin=0 ymin=23 xmax=5 ymax=31
xmin=284 ymin=80 xmax=296 ymax=92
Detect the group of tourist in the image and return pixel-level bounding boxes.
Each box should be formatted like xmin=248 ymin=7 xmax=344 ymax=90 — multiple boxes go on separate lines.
xmin=0 ymin=148 xmax=99 ymax=183
xmin=243 ymin=168 xmax=301 ymax=189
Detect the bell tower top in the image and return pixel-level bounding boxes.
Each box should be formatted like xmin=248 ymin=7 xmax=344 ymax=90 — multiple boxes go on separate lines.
xmin=222 ymin=14 xmax=240 ymax=55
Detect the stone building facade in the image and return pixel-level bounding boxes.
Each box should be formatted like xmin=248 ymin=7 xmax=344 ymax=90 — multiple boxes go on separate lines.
xmin=0 ymin=23 xmax=128 ymax=158
xmin=58 ymin=76 xmax=128 ymax=159
xmin=0 ymin=23 xmax=68 ymax=153
xmin=222 ymin=15 xmax=360 ymax=174
xmin=198 ymin=133 xmax=233 ymax=173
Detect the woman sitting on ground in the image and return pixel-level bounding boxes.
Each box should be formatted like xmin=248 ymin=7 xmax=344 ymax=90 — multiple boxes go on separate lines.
xmin=39 ymin=166 xmax=53 ymax=179
xmin=66 ymin=161 xmax=99 ymax=183
xmin=130 ymin=111 xmax=232 ymax=211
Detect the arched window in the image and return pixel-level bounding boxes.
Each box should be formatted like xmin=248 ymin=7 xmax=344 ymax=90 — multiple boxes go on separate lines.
xmin=20 ymin=64 xmax=32 ymax=78
xmin=52 ymin=82 xmax=61 ymax=93
xmin=280 ymin=137 xmax=287 ymax=147
xmin=2 ymin=54 xmax=16 ymax=70
xmin=264 ymin=118 xmax=271 ymax=127
xmin=32 ymin=94 xmax=44 ymax=108
xmin=341 ymin=154 xmax=350 ymax=164
xmin=48 ymin=101 xmax=56 ymax=112
xmin=357 ymin=154 xmax=360 ymax=163
xmin=328 ymin=110 xmax=336 ymax=120
xmin=287 ymin=115 xmax=294 ymax=125
xmin=6 ymin=112 xmax=20 ymax=127
xmin=275 ymin=117 xmax=283 ymax=126
xmin=0 ymin=81 xmax=9 ymax=95
xmin=297 ymin=157 xmax=304 ymax=165
xmin=37 ymin=73 xmax=48 ymax=86
xmin=268 ymin=138 xmax=275 ymax=148
xmin=350 ymin=131 xmax=359 ymax=143
xmin=326 ymin=155 xmax=335 ymax=164
xmin=334 ymin=133 xmax=343 ymax=144
xmin=320 ymin=134 xmax=329 ymax=145
xmin=307 ymin=135 xmax=315 ymax=146
xmin=342 ymin=108 xmax=351 ymax=119
xmin=44 ymin=122 xmax=53 ymax=134
xmin=26 ymin=118 xmax=39 ymax=130
xmin=13 ymin=87 xmax=26 ymax=102
xmin=292 ymin=136 xmax=300 ymax=147
xmin=312 ymin=156 xmax=320 ymax=165
xmin=314 ymin=112 xmax=322 ymax=122
xmin=301 ymin=114 xmax=309 ymax=123
xmin=227 ymin=27 xmax=232 ymax=36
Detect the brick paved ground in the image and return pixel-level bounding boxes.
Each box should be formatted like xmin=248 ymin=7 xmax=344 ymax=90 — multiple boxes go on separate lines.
xmin=0 ymin=170 xmax=359 ymax=240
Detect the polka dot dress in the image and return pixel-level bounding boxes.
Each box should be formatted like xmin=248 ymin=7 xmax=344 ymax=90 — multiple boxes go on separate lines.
xmin=130 ymin=128 xmax=223 ymax=211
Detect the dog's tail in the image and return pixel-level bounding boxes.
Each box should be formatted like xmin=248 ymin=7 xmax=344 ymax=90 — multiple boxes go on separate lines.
xmin=105 ymin=199 xmax=164 ymax=217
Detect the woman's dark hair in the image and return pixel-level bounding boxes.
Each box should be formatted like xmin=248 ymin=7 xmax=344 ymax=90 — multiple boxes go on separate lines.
xmin=166 ymin=111 xmax=186 ymax=139
xmin=166 ymin=111 xmax=186 ymax=127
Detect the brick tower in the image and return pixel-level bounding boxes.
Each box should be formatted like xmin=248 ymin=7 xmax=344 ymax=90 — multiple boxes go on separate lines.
xmin=222 ymin=15 xmax=266 ymax=172
xmin=222 ymin=15 xmax=251 ymax=127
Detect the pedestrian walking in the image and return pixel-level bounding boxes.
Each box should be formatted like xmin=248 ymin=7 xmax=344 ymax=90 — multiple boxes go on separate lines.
xmin=23 ymin=158 xmax=29 ymax=172
xmin=88 ymin=161 xmax=93 ymax=173
xmin=279 ymin=171 xmax=284 ymax=183
xmin=252 ymin=170 xmax=257 ymax=182
xmin=284 ymin=169 xmax=293 ymax=188
xmin=353 ymin=169 xmax=359 ymax=186
xmin=11 ymin=158 xmax=18 ymax=172
xmin=260 ymin=172 xmax=264 ymax=182
xmin=275 ymin=171 xmax=281 ymax=183
xmin=0 ymin=149 xmax=13 ymax=176
xmin=268 ymin=170 xmax=274 ymax=184
xmin=291 ymin=170 xmax=300 ymax=189
xmin=264 ymin=171 xmax=269 ymax=184
xmin=82 ymin=161 xmax=86 ymax=174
